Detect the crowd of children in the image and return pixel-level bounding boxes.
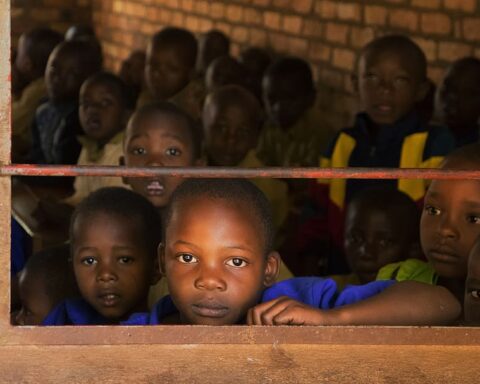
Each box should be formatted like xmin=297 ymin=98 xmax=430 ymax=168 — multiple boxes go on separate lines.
xmin=10 ymin=22 xmax=480 ymax=327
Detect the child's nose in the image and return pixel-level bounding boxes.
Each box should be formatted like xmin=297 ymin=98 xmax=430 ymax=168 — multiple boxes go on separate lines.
xmin=194 ymin=267 xmax=227 ymax=291
xmin=378 ymin=78 xmax=395 ymax=93
xmin=96 ymin=263 xmax=118 ymax=283
xmin=437 ymin=214 xmax=459 ymax=239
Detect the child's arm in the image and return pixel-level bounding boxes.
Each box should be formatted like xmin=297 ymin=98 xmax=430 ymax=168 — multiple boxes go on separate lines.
xmin=247 ymin=281 xmax=461 ymax=326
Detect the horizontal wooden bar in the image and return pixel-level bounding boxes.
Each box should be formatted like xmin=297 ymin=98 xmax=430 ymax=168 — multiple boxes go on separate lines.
xmin=0 ymin=343 xmax=478 ymax=383
xmin=1 ymin=325 xmax=479 ymax=346
xmin=3 ymin=164 xmax=480 ymax=179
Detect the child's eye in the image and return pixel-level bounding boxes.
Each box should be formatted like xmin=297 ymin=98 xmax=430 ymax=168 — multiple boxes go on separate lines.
xmin=470 ymin=289 xmax=480 ymax=299
xmin=466 ymin=215 xmax=480 ymax=224
xmin=177 ymin=253 xmax=198 ymax=264
xmin=131 ymin=147 xmax=146 ymax=155
xmin=81 ymin=257 xmax=97 ymax=266
xmin=100 ymin=99 xmax=114 ymax=108
xmin=393 ymin=76 xmax=410 ymax=87
xmin=165 ymin=147 xmax=182 ymax=156
xmin=118 ymin=256 xmax=133 ymax=264
xmin=226 ymin=258 xmax=248 ymax=268
xmin=424 ymin=205 xmax=441 ymax=216
xmin=378 ymin=238 xmax=394 ymax=248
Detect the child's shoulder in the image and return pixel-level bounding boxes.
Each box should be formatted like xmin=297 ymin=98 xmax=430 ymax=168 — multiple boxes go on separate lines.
xmin=377 ymin=259 xmax=437 ymax=285
xmin=42 ymin=298 xmax=108 ymax=326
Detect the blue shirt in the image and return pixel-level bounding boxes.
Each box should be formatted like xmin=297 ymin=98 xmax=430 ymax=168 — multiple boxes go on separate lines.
xmin=124 ymin=277 xmax=396 ymax=325
xmin=42 ymin=298 xmax=112 ymax=325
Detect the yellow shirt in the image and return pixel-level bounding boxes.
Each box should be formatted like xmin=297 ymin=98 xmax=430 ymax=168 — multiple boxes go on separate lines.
xmin=12 ymin=77 xmax=47 ymax=160
xmin=257 ymin=106 xmax=335 ymax=167
xmin=64 ymin=132 xmax=128 ymax=206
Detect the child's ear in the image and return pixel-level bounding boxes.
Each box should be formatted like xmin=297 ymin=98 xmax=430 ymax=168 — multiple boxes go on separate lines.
xmin=351 ymin=73 xmax=359 ymax=94
xmin=415 ymin=80 xmax=431 ymax=102
xmin=119 ymin=155 xmax=129 ymax=185
xmin=158 ymin=242 xmax=166 ymax=277
xmin=263 ymin=251 xmax=281 ymax=287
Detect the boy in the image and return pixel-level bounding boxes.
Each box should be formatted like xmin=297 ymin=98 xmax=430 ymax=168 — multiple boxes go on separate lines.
xmin=302 ymin=35 xmax=455 ymax=274
xmin=464 ymin=237 xmax=480 ymax=325
xmin=378 ymin=143 xmax=480 ymax=303
xmin=339 ymin=187 xmax=421 ymax=288
xmin=42 ymin=187 xmax=161 ymax=325
xmin=202 ymin=85 xmax=288 ymax=230
xmin=29 ymin=40 xmax=102 ymax=166
xmin=204 ymin=55 xmax=249 ymax=94
xmin=256 ymin=56 xmax=334 ymax=167
xmin=12 ymin=28 xmax=63 ymax=161
xmin=121 ymin=101 xmax=204 ymax=213
xmin=435 ymin=57 xmax=480 ymax=148
xmin=196 ymin=30 xmax=230 ymax=76
xmin=126 ymin=179 xmax=459 ymax=326
xmin=15 ymin=245 xmax=78 ymax=325
xmin=65 ymin=72 xmax=133 ymax=206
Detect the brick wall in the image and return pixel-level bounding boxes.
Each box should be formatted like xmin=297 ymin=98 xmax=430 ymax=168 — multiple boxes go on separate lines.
xmin=24 ymin=0 xmax=480 ymax=128
xmin=11 ymin=0 xmax=92 ymax=49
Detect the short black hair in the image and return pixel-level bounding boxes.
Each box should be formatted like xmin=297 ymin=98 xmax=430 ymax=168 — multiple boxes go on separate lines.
xmin=264 ymin=56 xmax=314 ymax=94
xmin=359 ymin=35 xmax=427 ymax=81
xmin=22 ymin=244 xmax=79 ymax=302
xmin=64 ymin=24 xmax=96 ymax=41
xmin=348 ymin=186 xmax=420 ymax=240
xmin=204 ymin=84 xmax=263 ymax=130
xmin=70 ymin=187 xmax=162 ymax=257
xmin=55 ymin=40 xmax=103 ymax=78
xmin=151 ymin=27 xmax=197 ymax=69
xmin=164 ymin=179 xmax=274 ymax=254
xmin=22 ymin=27 xmax=63 ymax=75
xmin=130 ymin=101 xmax=203 ymax=159
xmin=82 ymin=71 xmax=135 ymax=109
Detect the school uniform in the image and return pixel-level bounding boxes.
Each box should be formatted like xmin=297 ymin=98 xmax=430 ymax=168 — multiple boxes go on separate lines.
xmin=12 ymin=77 xmax=47 ymax=160
xmin=29 ymin=100 xmax=82 ymax=165
xmin=63 ymin=131 xmax=128 ymax=206
xmin=126 ymin=277 xmax=395 ymax=325
xmin=376 ymin=259 xmax=437 ymax=284
xmin=42 ymin=298 xmax=111 ymax=325
xmin=256 ymin=106 xmax=335 ymax=167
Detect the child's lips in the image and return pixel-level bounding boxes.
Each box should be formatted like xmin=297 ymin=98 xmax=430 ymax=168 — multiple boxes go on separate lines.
xmin=374 ymin=103 xmax=394 ymax=114
xmin=191 ymin=300 xmax=229 ymax=318
xmin=98 ymin=292 xmax=121 ymax=307
xmin=146 ymin=179 xmax=165 ymax=196
xmin=429 ymin=248 xmax=459 ymax=263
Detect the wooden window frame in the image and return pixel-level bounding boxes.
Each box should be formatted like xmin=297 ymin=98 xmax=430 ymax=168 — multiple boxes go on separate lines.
xmin=1 ymin=2 xmax=479 ymax=381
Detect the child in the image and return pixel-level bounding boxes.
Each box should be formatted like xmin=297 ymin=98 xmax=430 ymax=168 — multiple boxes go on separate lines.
xmin=64 ymin=72 xmax=133 ymax=206
xmin=378 ymin=143 xmax=480 ymax=303
xmin=204 ymin=55 xmax=249 ymax=94
xmin=256 ymin=56 xmax=334 ymax=167
xmin=238 ymin=47 xmax=272 ymax=102
xmin=196 ymin=29 xmax=230 ymax=76
xmin=42 ymin=187 xmax=161 ymax=325
xmin=121 ymin=101 xmax=204 ymax=213
xmin=125 ymin=179 xmax=460 ymax=326
xmin=202 ymin=85 xmax=288 ymax=229
xmin=119 ymin=50 xmax=146 ymax=105
xmin=12 ymin=28 xmax=63 ymax=161
xmin=29 ymin=40 xmax=102 ymax=166
xmin=64 ymin=24 xmax=96 ymax=42
xmin=15 ymin=244 xmax=78 ymax=325
xmin=339 ymin=187 xmax=421 ymax=288
xmin=464 ymin=237 xmax=480 ymax=325
xmin=436 ymin=57 xmax=480 ymax=148
xmin=301 ymin=35 xmax=455 ymax=275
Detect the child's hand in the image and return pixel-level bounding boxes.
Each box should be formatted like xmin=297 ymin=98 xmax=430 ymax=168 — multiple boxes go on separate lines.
xmin=247 ymin=296 xmax=330 ymax=326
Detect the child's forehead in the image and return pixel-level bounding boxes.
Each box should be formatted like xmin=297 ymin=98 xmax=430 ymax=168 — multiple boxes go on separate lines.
xmin=81 ymin=80 xmax=119 ymax=97
xmin=361 ymin=48 xmax=420 ymax=75
xmin=129 ymin=112 xmax=191 ymax=138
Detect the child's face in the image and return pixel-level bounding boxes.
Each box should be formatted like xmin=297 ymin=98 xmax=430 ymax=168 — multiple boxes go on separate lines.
xmin=356 ymin=50 xmax=426 ymax=125
xmin=263 ymin=74 xmax=312 ymax=130
xmin=119 ymin=51 xmax=146 ymax=87
xmin=45 ymin=46 xmax=84 ymax=103
xmin=122 ymin=113 xmax=199 ymax=209
xmin=72 ymin=212 xmax=156 ymax=321
xmin=145 ymin=45 xmax=192 ymax=100
xmin=79 ymin=81 xmax=126 ymax=144
xmin=15 ymin=269 xmax=55 ymax=325
xmin=436 ymin=64 xmax=480 ymax=134
xmin=344 ymin=204 xmax=414 ymax=283
xmin=15 ymin=35 xmax=31 ymax=78
xmin=464 ymin=241 xmax=480 ymax=325
xmin=420 ymin=162 xmax=480 ymax=279
xmin=161 ymin=197 xmax=279 ymax=325
xmin=203 ymin=101 xmax=258 ymax=166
